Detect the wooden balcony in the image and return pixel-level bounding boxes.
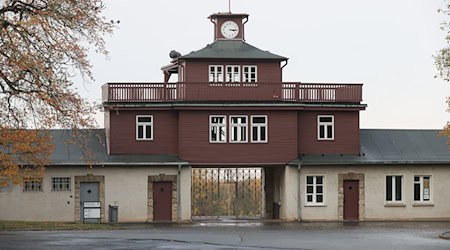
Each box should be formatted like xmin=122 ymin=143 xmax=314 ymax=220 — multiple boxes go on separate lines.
xmin=102 ymin=82 xmax=363 ymax=104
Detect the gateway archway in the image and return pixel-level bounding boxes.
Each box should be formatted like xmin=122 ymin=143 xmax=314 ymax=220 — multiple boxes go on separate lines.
xmin=191 ymin=168 xmax=265 ymax=220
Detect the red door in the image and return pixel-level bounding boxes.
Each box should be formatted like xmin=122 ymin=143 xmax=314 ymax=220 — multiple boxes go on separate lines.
xmin=344 ymin=180 xmax=359 ymax=221
xmin=153 ymin=181 xmax=172 ymax=221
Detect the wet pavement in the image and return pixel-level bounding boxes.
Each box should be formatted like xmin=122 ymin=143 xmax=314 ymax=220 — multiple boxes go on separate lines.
xmin=1 ymin=221 xmax=450 ymax=249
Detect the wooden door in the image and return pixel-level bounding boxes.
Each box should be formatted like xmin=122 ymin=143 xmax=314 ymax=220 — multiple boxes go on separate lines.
xmin=153 ymin=181 xmax=172 ymax=221
xmin=344 ymin=180 xmax=359 ymax=221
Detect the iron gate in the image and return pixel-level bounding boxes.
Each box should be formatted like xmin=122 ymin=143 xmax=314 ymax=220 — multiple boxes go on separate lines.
xmin=192 ymin=168 xmax=264 ymax=219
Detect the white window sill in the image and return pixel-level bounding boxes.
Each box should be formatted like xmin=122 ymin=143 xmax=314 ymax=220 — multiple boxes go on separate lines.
xmin=412 ymin=203 xmax=434 ymax=207
xmin=384 ymin=203 xmax=406 ymax=207
xmin=136 ymin=139 xmax=153 ymax=141
xmin=317 ymin=139 xmax=334 ymax=141
xmin=305 ymin=204 xmax=326 ymax=207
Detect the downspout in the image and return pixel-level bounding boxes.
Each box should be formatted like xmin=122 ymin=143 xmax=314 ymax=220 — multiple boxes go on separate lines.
xmin=297 ymin=162 xmax=302 ymax=221
xmin=281 ymin=59 xmax=289 ymax=70
xmin=177 ymin=164 xmax=182 ymax=222
xmin=210 ymin=18 xmax=217 ymax=41
xmin=243 ymin=16 xmax=249 ymax=41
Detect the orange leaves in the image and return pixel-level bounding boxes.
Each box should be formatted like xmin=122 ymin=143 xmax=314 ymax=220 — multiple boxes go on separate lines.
xmin=0 ymin=0 xmax=114 ymax=185
xmin=0 ymin=128 xmax=52 ymax=186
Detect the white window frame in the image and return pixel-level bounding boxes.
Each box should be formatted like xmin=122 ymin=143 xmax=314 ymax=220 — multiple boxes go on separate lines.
xmin=243 ymin=65 xmax=257 ymax=82
xmin=225 ymin=65 xmax=241 ymax=82
xmin=209 ymin=65 xmax=224 ymax=82
xmin=210 ymin=115 xmax=227 ymax=143
xmin=317 ymin=115 xmax=334 ymax=140
xmin=413 ymin=175 xmax=432 ymax=203
xmin=136 ymin=115 xmax=153 ymax=141
xmin=51 ymin=177 xmax=71 ymax=191
xmin=305 ymin=175 xmax=325 ymax=206
xmin=385 ymin=175 xmax=404 ymax=204
xmin=23 ymin=178 xmax=43 ymax=192
xmin=229 ymin=115 xmax=248 ymax=143
xmin=251 ymin=115 xmax=268 ymax=143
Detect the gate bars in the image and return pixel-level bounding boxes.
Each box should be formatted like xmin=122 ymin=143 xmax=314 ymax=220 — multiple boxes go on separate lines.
xmin=191 ymin=168 xmax=264 ymax=219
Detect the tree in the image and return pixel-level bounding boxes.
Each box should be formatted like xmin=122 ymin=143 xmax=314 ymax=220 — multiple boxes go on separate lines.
xmin=435 ymin=2 xmax=450 ymax=146
xmin=0 ymin=0 xmax=115 ymax=186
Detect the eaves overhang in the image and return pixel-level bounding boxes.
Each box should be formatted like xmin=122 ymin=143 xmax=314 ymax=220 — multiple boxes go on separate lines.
xmin=44 ymin=161 xmax=191 ymax=167
xmin=289 ymin=160 xmax=450 ymax=166
xmin=103 ymin=102 xmax=367 ymax=110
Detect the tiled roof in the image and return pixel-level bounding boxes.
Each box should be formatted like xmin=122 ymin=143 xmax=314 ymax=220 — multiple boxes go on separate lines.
xmin=293 ymin=129 xmax=450 ymax=165
xmin=180 ymin=40 xmax=288 ymax=60
xmin=48 ymin=129 xmax=186 ymax=166
xmin=14 ymin=129 xmax=449 ymax=166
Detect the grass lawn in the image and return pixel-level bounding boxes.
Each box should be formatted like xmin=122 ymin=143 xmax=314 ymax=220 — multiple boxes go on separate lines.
xmin=0 ymin=221 xmax=125 ymax=231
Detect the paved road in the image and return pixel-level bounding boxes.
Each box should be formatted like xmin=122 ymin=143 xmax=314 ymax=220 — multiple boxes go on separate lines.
xmin=1 ymin=221 xmax=450 ymax=249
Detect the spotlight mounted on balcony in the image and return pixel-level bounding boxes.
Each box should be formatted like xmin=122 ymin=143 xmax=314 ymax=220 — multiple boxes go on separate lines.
xmin=169 ymin=50 xmax=181 ymax=59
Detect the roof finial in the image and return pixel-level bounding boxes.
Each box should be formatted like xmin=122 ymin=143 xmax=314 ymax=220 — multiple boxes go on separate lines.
xmin=228 ymin=0 xmax=231 ymax=13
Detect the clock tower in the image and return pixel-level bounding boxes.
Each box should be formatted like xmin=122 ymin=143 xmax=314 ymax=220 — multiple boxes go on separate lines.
xmin=209 ymin=13 xmax=249 ymax=41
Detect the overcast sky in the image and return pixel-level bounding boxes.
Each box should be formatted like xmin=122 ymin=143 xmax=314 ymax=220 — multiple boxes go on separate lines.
xmin=82 ymin=0 xmax=449 ymax=129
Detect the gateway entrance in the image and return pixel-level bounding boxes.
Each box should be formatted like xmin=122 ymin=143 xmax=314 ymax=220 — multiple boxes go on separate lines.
xmin=192 ymin=168 xmax=264 ymax=219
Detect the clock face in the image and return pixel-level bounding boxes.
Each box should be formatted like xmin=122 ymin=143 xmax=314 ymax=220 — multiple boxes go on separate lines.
xmin=221 ymin=21 xmax=239 ymax=39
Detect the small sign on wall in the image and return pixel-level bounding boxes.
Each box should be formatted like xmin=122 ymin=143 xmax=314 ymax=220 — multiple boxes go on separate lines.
xmin=84 ymin=201 xmax=101 ymax=208
xmin=84 ymin=208 xmax=101 ymax=219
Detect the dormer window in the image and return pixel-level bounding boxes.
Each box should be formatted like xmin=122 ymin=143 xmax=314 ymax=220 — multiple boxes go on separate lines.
xmin=243 ymin=66 xmax=257 ymax=82
xmin=226 ymin=65 xmax=240 ymax=82
xmin=209 ymin=65 xmax=224 ymax=82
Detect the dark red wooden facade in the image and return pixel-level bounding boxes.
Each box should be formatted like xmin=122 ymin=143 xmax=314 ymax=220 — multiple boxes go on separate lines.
xmin=102 ymin=11 xmax=366 ymax=164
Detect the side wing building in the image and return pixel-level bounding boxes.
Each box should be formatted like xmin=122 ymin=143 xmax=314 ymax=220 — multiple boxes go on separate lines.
xmin=1 ymin=12 xmax=449 ymax=223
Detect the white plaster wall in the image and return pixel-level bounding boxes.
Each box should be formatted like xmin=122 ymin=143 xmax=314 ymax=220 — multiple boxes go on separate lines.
xmin=301 ymin=165 xmax=450 ymax=221
xmin=300 ymin=167 xmax=339 ymax=221
xmin=280 ymin=165 xmax=298 ymax=221
xmin=364 ymin=165 xmax=450 ymax=221
xmin=0 ymin=166 xmax=189 ymax=222
xmin=179 ymin=166 xmax=192 ymax=221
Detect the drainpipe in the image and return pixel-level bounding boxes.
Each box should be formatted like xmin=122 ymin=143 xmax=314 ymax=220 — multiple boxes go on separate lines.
xmin=210 ymin=18 xmax=217 ymax=41
xmin=281 ymin=59 xmax=289 ymax=70
xmin=297 ymin=162 xmax=302 ymax=221
xmin=177 ymin=164 xmax=182 ymax=222
xmin=243 ymin=16 xmax=249 ymax=41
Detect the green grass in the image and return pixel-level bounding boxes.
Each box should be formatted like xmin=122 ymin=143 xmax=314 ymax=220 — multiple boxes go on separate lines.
xmin=0 ymin=221 xmax=125 ymax=231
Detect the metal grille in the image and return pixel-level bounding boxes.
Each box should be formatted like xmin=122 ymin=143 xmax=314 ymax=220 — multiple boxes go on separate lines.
xmin=192 ymin=168 xmax=264 ymax=219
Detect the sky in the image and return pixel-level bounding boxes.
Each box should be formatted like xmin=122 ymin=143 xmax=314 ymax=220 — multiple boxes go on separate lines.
xmin=81 ymin=0 xmax=450 ymax=129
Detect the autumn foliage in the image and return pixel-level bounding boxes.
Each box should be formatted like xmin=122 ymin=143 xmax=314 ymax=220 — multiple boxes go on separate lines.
xmin=435 ymin=3 xmax=450 ymax=146
xmin=0 ymin=0 xmax=114 ymax=186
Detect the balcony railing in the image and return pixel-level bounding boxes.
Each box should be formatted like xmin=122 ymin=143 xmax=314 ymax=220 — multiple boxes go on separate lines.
xmin=102 ymin=82 xmax=363 ymax=104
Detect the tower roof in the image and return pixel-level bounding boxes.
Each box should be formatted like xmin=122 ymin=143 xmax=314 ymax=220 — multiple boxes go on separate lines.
xmin=208 ymin=12 xmax=249 ymax=19
xmin=180 ymin=40 xmax=288 ymax=60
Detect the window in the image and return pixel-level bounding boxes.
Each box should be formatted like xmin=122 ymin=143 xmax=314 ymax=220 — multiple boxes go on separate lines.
xmin=243 ymin=66 xmax=257 ymax=82
xmin=52 ymin=177 xmax=71 ymax=191
xmin=318 ymin=115 xmax=334 ymax=140
xmin=306 ymin=176 xmax=324 ymax=205
xmin=210 ymin=115 xmax=227 ymax=143
xmin=230 ymin=116 xmax=248 ymax=143
xmin=386 ymin=175 xmax=403 ymax=202
xmin=251 ymin=115 xmax=268 ymax=143
xmin=23 ymin=178 xmax=43 ymax=192
xmin=414 ymin=176 xmax=431 ymax=202
xmin=136 ymin=115 xmax=153 ymax=140
xmin=226 ymin=65 xmax=240 ymax=82
xmin=209 ymin=65 xmax=224 ymax=82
